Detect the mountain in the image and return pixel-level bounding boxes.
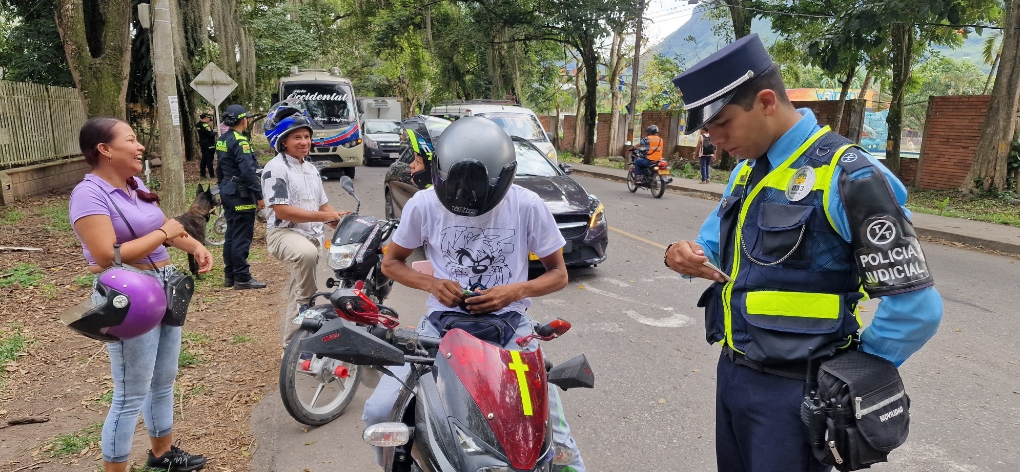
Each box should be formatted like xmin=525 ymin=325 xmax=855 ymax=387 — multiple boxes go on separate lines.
xmin=651 ymin=9 xmax=991 ymax=73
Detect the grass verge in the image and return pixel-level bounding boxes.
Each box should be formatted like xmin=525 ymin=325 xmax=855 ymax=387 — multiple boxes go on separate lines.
xmin=178 ymin=331 xmax=210 ymax=368
xmin=0 ymin=263 xmax=44 ymax=288
xmin=45 ymin=422 xmax=102 ymax=458
xmin=906 ymin=189 xmax=1020 ymax=227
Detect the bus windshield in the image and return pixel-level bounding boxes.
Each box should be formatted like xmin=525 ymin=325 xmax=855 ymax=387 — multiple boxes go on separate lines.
xmin=281 ymin=82 xmax=357 ymax=126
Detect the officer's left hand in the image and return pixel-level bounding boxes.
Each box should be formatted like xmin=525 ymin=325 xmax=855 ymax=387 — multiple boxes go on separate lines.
xmin=257 ymin=199 xmax=265 ymax=210
xmin=464 ymin=285 xmax=523 ymax=314
xmin=193 ymin=246 xmax=214 ymax=274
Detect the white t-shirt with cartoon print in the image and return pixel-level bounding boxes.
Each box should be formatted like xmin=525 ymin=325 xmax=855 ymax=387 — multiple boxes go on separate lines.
xmin=392 ymin=185 xmax=565 ymax=316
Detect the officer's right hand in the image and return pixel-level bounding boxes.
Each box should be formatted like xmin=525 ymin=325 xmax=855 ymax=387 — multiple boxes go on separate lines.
xmin=160 ymin=219 xmax=189 ymax=240
xmin=427 ymin=278 xmax=465 ymax=308
xmin=665 ymin=240 xmax=725 ymax=283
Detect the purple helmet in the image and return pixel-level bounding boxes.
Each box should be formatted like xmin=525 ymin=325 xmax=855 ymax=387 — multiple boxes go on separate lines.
xmin=61 ymin=267 xmax=167 ymax=341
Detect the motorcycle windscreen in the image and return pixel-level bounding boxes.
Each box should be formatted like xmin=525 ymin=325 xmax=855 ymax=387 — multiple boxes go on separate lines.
xmin=331 ymin=214 xmax=378 ymax=245
xmin=438 ymin=329 xmax=548 ymax=470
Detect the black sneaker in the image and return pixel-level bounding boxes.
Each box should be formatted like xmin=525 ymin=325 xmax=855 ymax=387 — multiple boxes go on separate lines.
xmin=223 ymin=278 xmax=234 ymax=288
xmin=233 ymin=278 xmax=267 ymax=290
xmin=146 ymin=445 xmax=207 ymax=471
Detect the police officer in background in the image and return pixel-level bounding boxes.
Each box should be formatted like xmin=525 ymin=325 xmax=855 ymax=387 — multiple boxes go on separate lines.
xmin=664 ymin=34 xmax=942 ymax=472
xmin=217 ymin=104 xmax=267 ymax=290
xmin=196 ymin=113 xmax=217 ymax=178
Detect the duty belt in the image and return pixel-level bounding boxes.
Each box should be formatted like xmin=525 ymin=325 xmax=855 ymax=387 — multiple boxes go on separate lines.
xmin=721 ymin=346 xmax=808 ymax=381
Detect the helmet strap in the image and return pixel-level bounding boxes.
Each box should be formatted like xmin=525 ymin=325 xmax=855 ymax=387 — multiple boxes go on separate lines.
xmin=113 ymin=244 xmax=122 ymax=266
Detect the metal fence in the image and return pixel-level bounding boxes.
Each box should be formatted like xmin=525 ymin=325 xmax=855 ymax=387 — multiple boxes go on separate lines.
xmin=0 ymin=81 xmax=88 ymax=169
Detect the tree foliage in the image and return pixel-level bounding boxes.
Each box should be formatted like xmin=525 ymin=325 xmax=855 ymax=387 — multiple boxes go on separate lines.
xmin=0 ymin=0 xmax=74 ymax=86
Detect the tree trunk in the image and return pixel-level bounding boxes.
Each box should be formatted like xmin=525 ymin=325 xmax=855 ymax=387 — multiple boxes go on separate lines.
xmin=607 ymin=30 xmax=626 ymax=158
xmin=153 ymin=0 xmax=187 ymax=217
xmin=833 ymin=65 xmax=857 ymax=136
xmin=983 ymin=51 xmax=1000 ymax=95
xmin=859 ymin=69 xmax=874 ymax=102
xmin=572 ymin=60 xmax=584 ymax=154
xmin=724 ymin=0 xmax=752 ymax=39
xmin=963 ymin=0 xmax=1020 ymax=193
xmin=885 ymin=23 xmax=914 ymax=174
xmin=55 ymin=0 xmax=134 ymax=119
xmin=580 ymin=36 xmax=599 ymax=163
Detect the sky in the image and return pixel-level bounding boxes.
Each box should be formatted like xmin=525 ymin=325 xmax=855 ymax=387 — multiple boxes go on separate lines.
xmin=644 ymin=0 xmax=698 ymax=48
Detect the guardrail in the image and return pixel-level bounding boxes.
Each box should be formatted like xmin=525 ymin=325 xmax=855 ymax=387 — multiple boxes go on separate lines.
xmin=0 ymin=80 xmax=88 ymax=170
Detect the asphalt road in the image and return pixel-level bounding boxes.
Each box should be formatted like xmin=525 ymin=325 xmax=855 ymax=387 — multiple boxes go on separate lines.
xmin=251 ymin=165 xmax=1020 ymax=472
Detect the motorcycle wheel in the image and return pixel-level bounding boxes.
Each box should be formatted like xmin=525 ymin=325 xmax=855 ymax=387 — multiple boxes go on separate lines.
xmin=279 ymin=330 xmax=362 ymax=426
xmin=626 ymin=170 xmax=638 ymax=193
xmin=205 ymin=213 xmax=226 ymax=246
xmin=652 ymin=175 xmax=666 ymax=198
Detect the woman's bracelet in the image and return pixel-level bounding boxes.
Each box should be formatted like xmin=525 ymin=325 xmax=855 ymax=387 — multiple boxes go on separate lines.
xmin=663 ymin=241 xmax=678 ymax=268
xmin=156 ymin=228 xmax=169 ymax=243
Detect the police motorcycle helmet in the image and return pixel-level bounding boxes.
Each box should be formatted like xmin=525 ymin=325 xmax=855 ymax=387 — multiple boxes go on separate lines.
xmin=431 ymin=116 xmax=517 ymax=217
xmin=402 ymin=115 xmax=452 ymax=190
xmin=645 ymin=124 xmax=659 ymax=135
xmin=61 ymin=266 xmax=167 ymax=342
xmin=263 ymin=100 xmax=320 ymax=153
xmin=221 ymin=104 xmax=249 ymax=126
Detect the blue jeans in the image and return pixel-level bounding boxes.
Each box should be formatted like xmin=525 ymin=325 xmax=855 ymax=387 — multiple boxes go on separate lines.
xmin=93 ymin=266 xmax=181 ymax=463
xmin=700 ymin=155 xmax=712 ymax=182
xmin=633 ymin=157 xmax=654 ymax=178
xmin=362 ymin=314 xmax=586 ymax=471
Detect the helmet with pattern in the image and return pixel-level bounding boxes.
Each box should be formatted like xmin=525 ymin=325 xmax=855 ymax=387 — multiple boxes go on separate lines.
xmin=402 ymin=115 xmax=452 ymax=190
xmin=61 ymin=267 xmax=167 ymax=342
xmin=432 ymin=116 xmax=517 ymax=217
xmin=264 ymin=100 xmax=319 ymax=153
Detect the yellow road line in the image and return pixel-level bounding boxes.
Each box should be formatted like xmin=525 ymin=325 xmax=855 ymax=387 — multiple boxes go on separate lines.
xmin=609 ymin=226 xmax=667 ymax=250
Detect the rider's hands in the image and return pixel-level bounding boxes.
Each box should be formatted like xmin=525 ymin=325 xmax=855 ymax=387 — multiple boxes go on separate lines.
xmin=322 ymin=210 xmax=348 ymax=228
xmin=665 ymin=240 xmax=726 ymax=283
xmin=192 ymin=246 xmax=214 ymax=274
xmin=464 ymin=284 xmax=523 ymax=314
xmin=159 ymin=219 xmax=189 ymax=240
xmin=428 ymin=278 xmax=465 ymax=308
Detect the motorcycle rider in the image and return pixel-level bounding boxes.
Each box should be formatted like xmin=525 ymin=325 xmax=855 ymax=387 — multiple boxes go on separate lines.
xmin=365 ymin=116 xmax=586 ymax=471
xmin=632 ymin=124 xmax=664 ymax=181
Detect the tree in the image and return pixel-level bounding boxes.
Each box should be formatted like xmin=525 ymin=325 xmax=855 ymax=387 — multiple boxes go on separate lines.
xmin=54 ymin=0 xmax=134 ymax=118
xmin=963 ymin=0 xmax=1020 ymax=193
xmin=0 ymin=0 xmax=74 ymax=86
xmin=904 ymin=56 xmax=986 ymax=130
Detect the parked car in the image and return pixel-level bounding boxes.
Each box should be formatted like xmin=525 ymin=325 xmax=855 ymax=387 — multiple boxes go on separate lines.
xmin=362 ymin=119 xmax=406 ymax=166
xmin=384 ymin=135 xmax=607 ymax=268
xmin=429 ymin=101 xmax=559 ymax=164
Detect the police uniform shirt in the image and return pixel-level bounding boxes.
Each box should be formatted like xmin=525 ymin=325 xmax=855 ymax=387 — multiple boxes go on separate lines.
xmin=693 ymin=109 xmax=942 ymax=366
xmin=261 ymin=153 xmax=330 ymax=244
xmin=216 ymin=130 xmax=263 ymax=202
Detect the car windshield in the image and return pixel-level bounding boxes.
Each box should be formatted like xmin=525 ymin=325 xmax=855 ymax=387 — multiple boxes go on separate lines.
xmin=479 ymin=113 xmax=547 ymax=141
xmin=364 ymin=121 xmax=401 ymax=134
xmin=281 ymin=82 xmax=357 ymax=126
xmin=514 ymin=141 xmax=559 ymax=177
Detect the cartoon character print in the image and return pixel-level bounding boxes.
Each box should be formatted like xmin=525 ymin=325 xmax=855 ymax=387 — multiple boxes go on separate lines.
xmin=439 ymin=226 xmax=516 ymax=290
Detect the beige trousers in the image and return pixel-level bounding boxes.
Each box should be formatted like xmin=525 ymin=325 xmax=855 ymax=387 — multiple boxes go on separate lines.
xmin=267 ymin=228 xmax=323 ymax=345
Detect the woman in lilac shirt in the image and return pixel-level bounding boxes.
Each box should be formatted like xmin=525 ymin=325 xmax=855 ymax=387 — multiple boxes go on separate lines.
xmin=70 ymin=117 xmax=212 ymax=472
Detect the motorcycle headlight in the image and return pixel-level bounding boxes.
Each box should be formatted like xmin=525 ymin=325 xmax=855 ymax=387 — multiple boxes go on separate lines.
xmin=588 ymin=202 xmax=605 ymax=229
xmin=328 ymin=243 xmax=361 ymax=269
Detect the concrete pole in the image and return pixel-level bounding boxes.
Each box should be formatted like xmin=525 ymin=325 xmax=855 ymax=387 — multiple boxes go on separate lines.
xmin=152 ymin=0 xmax=187 ymax=216
xmin=627 ymin=0 xmax=645 ymax=144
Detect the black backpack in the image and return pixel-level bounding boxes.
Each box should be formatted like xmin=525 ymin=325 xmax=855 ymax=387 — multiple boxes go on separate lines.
xmin=801 ymin=350 xmax=910 ymax=471
xmin=702 ymin=135 xmax=716 ymax=155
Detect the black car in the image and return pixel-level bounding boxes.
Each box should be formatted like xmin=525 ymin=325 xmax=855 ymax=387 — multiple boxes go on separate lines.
xmin=384 ymin=135 xmax=608 ymax=268
xmin=362 ymin=119 xmax=406 ymax=165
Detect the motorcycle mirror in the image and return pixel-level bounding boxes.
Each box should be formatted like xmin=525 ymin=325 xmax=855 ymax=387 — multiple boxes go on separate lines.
xmin=548 ymin=318 xmax=571 ymax=336
xmin=338 ymin=176 xmax=361 ymax=213
xmin=547 ymin=354 xmax=595 ymax=391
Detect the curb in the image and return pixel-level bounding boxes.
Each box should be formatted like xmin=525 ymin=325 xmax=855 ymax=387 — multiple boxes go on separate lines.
xmin=571 ymin=167 xmax=1020 ymax=258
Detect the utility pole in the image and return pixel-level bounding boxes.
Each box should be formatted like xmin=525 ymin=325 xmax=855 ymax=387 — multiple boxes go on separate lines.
xmin=148 ymin=0 xmax=187 ymax=216
xmin=627 ymin=0 xmax=645 ymax=145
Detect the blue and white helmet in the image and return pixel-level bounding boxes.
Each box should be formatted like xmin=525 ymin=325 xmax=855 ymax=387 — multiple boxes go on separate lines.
xmin=264 ymin=100 xmax=319 ymax=152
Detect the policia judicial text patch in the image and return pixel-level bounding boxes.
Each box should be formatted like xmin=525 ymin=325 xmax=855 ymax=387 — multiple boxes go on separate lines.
xmin=856 ymin=215 xmax=930 ymax=289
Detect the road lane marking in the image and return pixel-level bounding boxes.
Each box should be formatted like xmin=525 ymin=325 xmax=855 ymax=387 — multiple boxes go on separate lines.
xmin=609 ymin=226 xmax=667 ymax=250
xmin=583 ymin=284 xmax=675 ymax=311
xmin=601 ymin=277 xmax=631 ymax=287
xmin=624 ymin=310 xmax=694 ymax=328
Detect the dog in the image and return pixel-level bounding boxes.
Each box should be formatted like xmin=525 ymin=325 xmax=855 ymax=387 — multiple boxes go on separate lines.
xmin=173 ymin=184 xmax=218 ymax=279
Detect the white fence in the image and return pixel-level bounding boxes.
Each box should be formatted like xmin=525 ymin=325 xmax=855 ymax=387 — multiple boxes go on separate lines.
xmin=0 ymin=81 xmax=88 ymax=169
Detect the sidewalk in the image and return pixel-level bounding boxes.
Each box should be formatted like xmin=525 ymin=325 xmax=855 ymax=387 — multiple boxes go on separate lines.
xmin=569 ymin=162 xmax=1020 ymax=257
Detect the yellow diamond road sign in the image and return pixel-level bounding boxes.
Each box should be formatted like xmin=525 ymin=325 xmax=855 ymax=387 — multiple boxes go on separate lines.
xmin=190 ymin=62 xmax=237 ymax=107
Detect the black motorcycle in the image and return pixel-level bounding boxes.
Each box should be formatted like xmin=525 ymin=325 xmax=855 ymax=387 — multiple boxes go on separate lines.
xmin=624 ymin=141 xmax=672 ymax=199
xmin=279 ymin=176 xmax=398 ymax=426
xmin=295 ymin=286 xmax=595 ymax=472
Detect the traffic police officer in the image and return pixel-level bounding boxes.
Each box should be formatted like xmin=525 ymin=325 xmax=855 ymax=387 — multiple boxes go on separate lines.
xmin=217 ymin=104 xmax=267 ymax=290
xmin=664 ymin=34 xmax=943 ymax=472
xmin=196 ymin=113 xmax=217 ymax=178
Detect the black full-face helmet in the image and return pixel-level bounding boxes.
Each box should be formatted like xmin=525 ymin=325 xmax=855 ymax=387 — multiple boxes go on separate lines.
xmin=432 ymin=116 xmax=517 ymax=217
xmin=402 ymin=115 xmax=451 ymax=190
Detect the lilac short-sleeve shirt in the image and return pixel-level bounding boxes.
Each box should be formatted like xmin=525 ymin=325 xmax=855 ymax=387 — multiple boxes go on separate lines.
xmin=69 ymin=174 xmax=170 ymax=266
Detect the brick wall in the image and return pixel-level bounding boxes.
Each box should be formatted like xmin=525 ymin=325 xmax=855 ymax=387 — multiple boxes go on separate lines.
xmin=559 ymin=115 xmax=577 ymax=152
xmin=915 ymin=95 xmax=990 ymax=190
xmin=537 ymin=115 xmax=553 ymax=133
xmin=898 ymin=158 xmax=918 ymax=187
xmin=0 ymin=156 xmax=89 ymax=205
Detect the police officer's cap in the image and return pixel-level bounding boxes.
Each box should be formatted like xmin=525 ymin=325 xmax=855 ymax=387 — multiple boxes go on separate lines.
xmin=672 ymin=34 xmax=773 ymax=131
xmin=222 ymin=104 xmax=249 ymax=126
xmin=200 ymin=112 xmax=212 ymax=119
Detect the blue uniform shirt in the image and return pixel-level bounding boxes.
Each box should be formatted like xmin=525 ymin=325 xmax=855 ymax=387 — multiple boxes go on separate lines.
xmin=694 ymin=109 xmax=942 ymax=366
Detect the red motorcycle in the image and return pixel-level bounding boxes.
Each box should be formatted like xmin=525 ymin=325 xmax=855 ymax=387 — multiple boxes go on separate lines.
xmin=295 ymin=282 xmax=595 ymax=471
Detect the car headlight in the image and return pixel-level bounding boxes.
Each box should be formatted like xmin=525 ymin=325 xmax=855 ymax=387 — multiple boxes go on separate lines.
xmin=546 ymin=150 xmax=555 ymax=159
xmin=328 ymin=243 xmax=361 ymax=269
xmin=588 ymin=202 xmax=605 ymax=228
xmin=365 ymin=138 xmax=378 ymax=149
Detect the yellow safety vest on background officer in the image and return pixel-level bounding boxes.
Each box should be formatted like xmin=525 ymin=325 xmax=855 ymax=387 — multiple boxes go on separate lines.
xmin=216 ymin=104 xmax=266 ymax=290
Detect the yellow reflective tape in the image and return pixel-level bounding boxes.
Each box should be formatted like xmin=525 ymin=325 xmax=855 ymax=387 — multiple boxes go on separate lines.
xmin=241 ymin=142 xmax=252 ymax=154
xmin=821 ymin=144 xmax=857 ymax=236
xmin=722 ymin=126 xmax=830 ymax=352
xmin=234 ymin=204 xmax=257 ymax=211
xmin=508 ymin=351 xmax=533 ymax=416
xmin=735 ymin=164 xmax=751 ymax=186
xmin=216 ymin=141 xmax=227 ymax=152
xmin=745 ymin=291 xmax=840 ymax=319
